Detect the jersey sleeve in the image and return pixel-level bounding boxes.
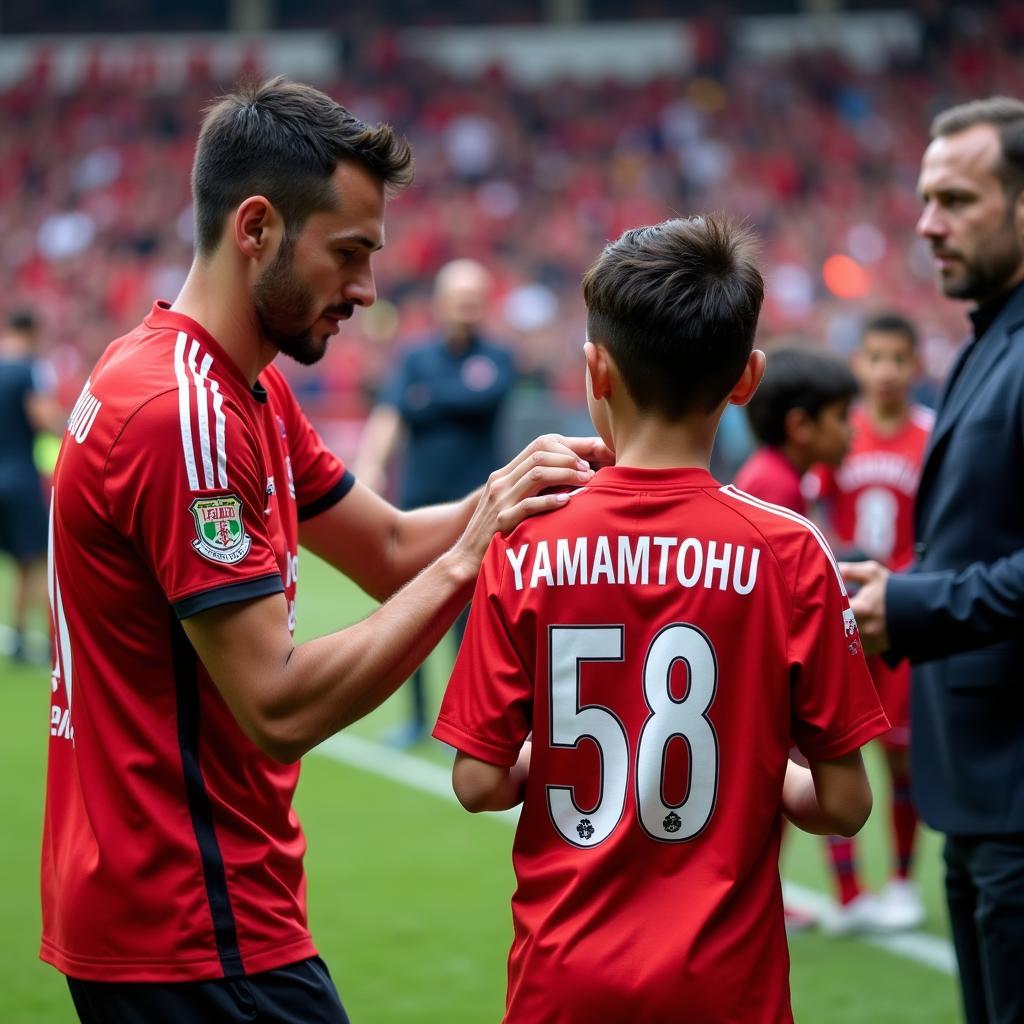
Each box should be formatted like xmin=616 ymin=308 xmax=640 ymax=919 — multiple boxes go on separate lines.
xmin=433 ymin=538 xmax=533 ymax=766
xmin=788 ymin=531 xmax=890 ymax=761
xmin=103 ymin=390 xmax=284 ymax=619
xmin=264 ymin=366 xmax=354 ymax=521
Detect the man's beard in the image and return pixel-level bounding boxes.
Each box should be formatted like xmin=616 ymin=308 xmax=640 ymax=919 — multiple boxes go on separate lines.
xmin=253 ymin=236 xmax=331 ymax=366
xmin=941 ymin=211 xmax=1024 ymax=304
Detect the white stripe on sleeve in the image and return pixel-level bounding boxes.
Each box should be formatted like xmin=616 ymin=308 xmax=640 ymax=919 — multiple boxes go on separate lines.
xmin=719 ymin=484 xmax=847 ymax=595
xmin=173 ymin=331 xmax=201 ymax=491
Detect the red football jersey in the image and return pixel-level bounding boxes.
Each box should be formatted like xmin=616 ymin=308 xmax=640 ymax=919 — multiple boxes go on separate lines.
xmin=435 ymin=466 xmax=888 ymax=1024
xmin=41 ymin=302 xmax=352 ymax=982
xmin=816 ymin=405 xmax=932 ymax=570
xmin=733 ymin=446 xmax=807 ymax=516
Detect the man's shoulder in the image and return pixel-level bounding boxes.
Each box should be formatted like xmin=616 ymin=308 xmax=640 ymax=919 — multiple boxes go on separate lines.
xmin=84 ymin=324 xmax=256 ymax=472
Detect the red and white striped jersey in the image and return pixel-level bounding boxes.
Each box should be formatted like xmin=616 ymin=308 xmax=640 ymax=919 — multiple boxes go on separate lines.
xmin=435 ymin=465 xmax=888 ymax=1024
xmin=42 ymin=302 xmax=351 ymax=982
xmin=815 ymin=405 xmax=932 ymax=570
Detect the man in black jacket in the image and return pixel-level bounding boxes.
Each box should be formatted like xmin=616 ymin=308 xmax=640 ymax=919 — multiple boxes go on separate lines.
xmin=844 ymin=97 xmax=1024 ymax=1024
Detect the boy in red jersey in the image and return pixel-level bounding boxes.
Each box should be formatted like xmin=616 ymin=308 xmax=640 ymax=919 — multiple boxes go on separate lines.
xmin=814 ymin=314 xmax=932 ymax=934
xmin=434 ymin=217 xmax=889 ymax=1024
xmin=733 ymin=344 xmax=859 ymax=934
xmin=734 ymin=345 xmax=858 ymax=515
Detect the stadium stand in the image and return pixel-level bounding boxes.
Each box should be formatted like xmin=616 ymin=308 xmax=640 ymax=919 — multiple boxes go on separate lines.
xmin=1 ymin=4 xmax=1022 ymax=431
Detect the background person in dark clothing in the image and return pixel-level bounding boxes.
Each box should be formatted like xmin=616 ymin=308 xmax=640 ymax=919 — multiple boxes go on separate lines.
xmin=0 ymin=311 xmax=63 ymax=662
xmin=356 ymin=259 xmax=516 ymax=745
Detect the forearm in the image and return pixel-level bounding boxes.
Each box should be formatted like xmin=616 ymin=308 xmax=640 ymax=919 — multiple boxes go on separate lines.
xmin=281 ymin=551 xmax=476 ymax=755
xmin=453 ymin=742 xmax=531 ymax=812
xmin=190 ymin=549 xmax=477 ymax=763
xmin=887 ymin=551 xmax=1024 ymax=663
xmin=782 ymin=757 xmax=871 ymax=837
xmin=782 ymin=763 xmax=835 ymax=835
xmin=386 ymin=491 xmax=480 ymax=588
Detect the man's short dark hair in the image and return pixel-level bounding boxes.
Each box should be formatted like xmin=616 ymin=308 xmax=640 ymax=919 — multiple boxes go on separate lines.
xmin=861 ymin=312 xmax=918 ymax=350
xmin=192 ymin=76 xmax=414 ymax=255
xmin=745 ymin=346 xmax=858 ymax=447
xmin=582 ymin=215 xmax=764 ymax=419
xmin=931 ymin=96 xmax=1024 ymax=198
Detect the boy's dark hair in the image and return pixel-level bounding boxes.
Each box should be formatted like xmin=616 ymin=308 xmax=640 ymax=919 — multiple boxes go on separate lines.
xmin=192 ymin=76 xmax=414 ymax=255
xmin=931 ymin=96 xmax=1024 ymax=199
xmin=745 ymin=346 xmax=858 ymax=447
xmin=861 ymin=312 xmax=918 ymax=350
xmin=582 ymin=215 xmax=764 ymax=419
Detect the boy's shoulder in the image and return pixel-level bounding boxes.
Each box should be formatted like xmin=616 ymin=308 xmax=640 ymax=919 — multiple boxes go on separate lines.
xmin=715 ymin=482 xmax=844 ymax=582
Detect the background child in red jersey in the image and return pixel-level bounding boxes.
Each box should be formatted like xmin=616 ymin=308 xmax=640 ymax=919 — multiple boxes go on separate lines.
xmin=733 ymin=344 xmax=860 ymax=934
xmin=812 ymin=314 xmax=932 ymax=934
xmin=434 ymin=217 xmax=888 ymax=1024
xmin=734 ymin=345 xmax=858 ymax=513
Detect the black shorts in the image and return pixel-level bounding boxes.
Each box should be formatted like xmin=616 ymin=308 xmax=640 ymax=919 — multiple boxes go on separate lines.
xmin=66 ymin=956 xmax=351 ymax=1024
xmin=0 ymin=477 xmax=47 ymax=561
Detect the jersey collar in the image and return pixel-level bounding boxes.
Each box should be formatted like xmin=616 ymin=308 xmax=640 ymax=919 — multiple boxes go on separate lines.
xmin=591 ymin=465 xmax=719 ymax=489
xmin=145 ymin=301 xmax=264 ymax=403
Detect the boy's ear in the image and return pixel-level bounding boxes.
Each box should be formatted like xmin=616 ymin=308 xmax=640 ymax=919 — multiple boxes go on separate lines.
xmin=584 ymin=341 xmax=613 ymax=401
xmin=783 ymin=406 xmax=814 ymax=446
xmin=727 ymin=349 xmax=766 ymax=407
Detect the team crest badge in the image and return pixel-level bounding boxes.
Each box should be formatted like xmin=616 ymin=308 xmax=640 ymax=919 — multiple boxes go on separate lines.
xmin=190 ymin=494 xmax=251 ymax=564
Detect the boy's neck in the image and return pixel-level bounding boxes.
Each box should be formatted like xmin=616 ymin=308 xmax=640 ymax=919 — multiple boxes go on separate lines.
xmin=610 ymin=415 xmax=715 ymax=471
xmin=865 ymin=397 xmax=910 ymax=434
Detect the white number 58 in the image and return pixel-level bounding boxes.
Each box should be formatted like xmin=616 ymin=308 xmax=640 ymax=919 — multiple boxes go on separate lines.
xmin=547 ymin=624 xmax=719 ymax=848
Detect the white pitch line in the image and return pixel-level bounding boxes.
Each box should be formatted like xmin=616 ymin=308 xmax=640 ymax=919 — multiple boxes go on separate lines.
xmin=313 ymin=732 xmax=956 ymax=977
xmin=781 ymin=882 xmax=956 ymax=975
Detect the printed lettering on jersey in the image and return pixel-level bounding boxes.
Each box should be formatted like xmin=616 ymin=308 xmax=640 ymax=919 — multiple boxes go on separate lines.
xmin=189 ymin=494 xmax=251 ymax=564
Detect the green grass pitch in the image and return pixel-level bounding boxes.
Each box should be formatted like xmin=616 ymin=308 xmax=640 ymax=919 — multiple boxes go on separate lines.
xmin=1 ymin=553 xmax=959 ymax=1022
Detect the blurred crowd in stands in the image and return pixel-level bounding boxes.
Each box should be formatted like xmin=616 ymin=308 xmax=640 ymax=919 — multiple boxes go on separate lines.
xmin=3 ymin=3 xmax=1024 ymax=434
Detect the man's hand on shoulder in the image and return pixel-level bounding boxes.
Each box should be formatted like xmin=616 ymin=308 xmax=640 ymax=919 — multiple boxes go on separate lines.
xmin=451 ymin=434 xmax=613 ymax=575
xmin=840 ymin=560 xmax=891 ymax=655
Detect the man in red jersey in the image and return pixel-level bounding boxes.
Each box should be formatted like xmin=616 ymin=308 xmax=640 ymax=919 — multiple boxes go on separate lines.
xmin=434 ymin=217 xmax=888 ymax=1024
xmin=42 ymin=78 xmax=607 ymax=1024
xmin=814 ymin=314 xmax=932 ymax=934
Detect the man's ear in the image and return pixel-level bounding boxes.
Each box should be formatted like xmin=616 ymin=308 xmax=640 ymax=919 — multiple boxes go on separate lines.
xmin=727 ymin=349 xmax=766 ymax=407
xmin=584 ymin=340 xmax=613 ymax=401
xmin=234 ymin=196 xmax=284 ymax=263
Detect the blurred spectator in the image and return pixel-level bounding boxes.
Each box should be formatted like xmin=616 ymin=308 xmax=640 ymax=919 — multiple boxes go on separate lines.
xmin=354 ymin=259 xmax=516 ymax=745
xmin=2 ymin=8 xmax=1023 ymax=423
xmin=0 ymin=311 xmax=63 ymax=662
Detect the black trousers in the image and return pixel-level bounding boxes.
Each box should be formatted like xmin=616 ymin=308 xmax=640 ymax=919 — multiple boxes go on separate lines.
xmin=67 ymin=956 xmax=351 ymax=1024
xmin=944 ymin=834 xmax=1024 ymax=1024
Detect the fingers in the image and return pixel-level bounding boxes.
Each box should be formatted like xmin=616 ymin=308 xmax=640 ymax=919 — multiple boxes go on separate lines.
xmin=839 ymin=560 xmax=883 ymax=585
xmin=558 ymin=436 xmax=616 ymax=468
xmin=495 ymin=491 xmax=572 ymax=534
xmin=503 ymin=451 xmax=595 ymax=494
xmin=513 ymin=434 xmax=613 ymax=472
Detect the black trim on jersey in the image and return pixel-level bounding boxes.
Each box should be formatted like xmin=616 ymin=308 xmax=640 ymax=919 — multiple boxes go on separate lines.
xmin=298 ymin=470 xmax=356 ymax=522
xmin=169 ymin=614 xmax=244 ymax=978
xmin=251 ymin=381 xmax=268 ymax=405
xmin=173 ymin=574 xmax=284 ymax=620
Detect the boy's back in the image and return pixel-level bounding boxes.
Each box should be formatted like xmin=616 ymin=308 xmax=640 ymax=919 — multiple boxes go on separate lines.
xmin=436 ymin=465 xmax=887 ymax=1023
